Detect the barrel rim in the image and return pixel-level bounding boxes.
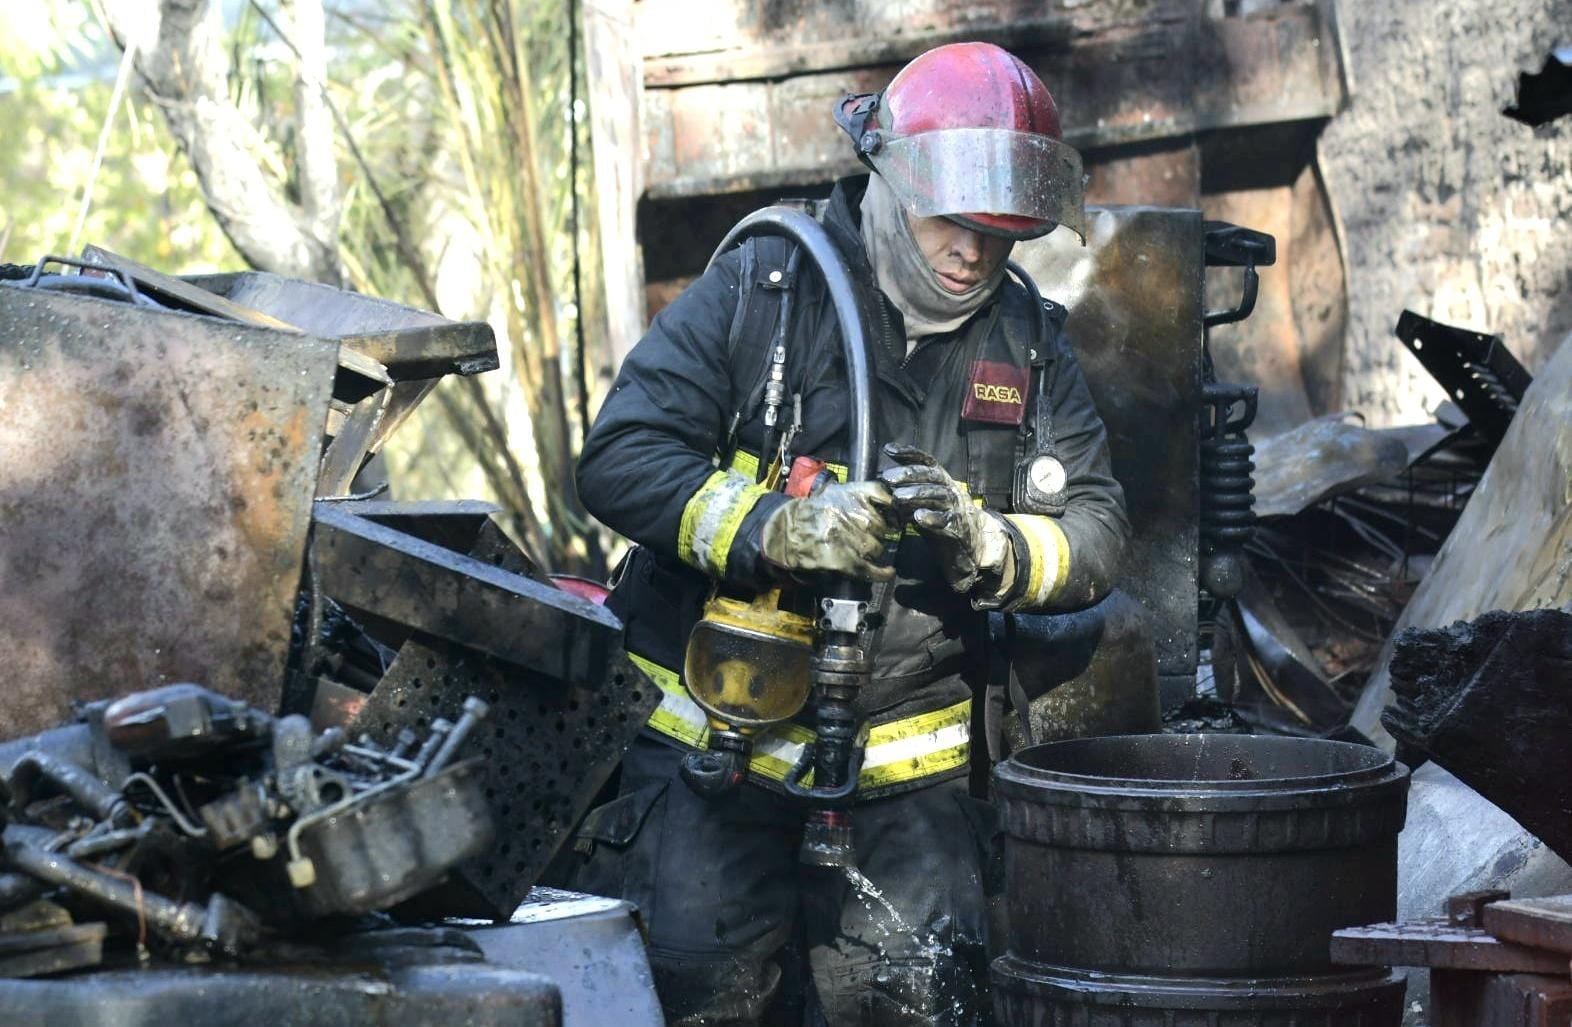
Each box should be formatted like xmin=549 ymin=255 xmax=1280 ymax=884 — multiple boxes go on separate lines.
xmin=996 ymin=733 xmax=1404 ymax=796
xmin=990 ymin=954 xmax=1407 ymax=1009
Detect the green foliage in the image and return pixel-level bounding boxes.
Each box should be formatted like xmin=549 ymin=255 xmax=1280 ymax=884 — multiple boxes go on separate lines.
xmin=325 ymin=0 xmax=611 ymax=574
xmin=0 ymin=5 xmax=237 ymax=271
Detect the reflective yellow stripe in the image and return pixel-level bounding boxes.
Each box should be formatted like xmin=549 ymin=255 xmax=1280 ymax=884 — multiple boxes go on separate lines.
xmin=1005 ymin=513 xmax=1070 ymax=608
xmin=632 ymin=653 xmax=970 ymax=791
xmin=630 ymin=653 xmax=711 ymax=747
xmin=676 ymin=470 xmax=772 ymax=576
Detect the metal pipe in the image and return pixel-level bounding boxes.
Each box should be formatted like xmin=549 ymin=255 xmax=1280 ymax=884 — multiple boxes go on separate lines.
xmin=8 ymin=751 xmax=130 ymax=826
xmin=412 ymin=719 xmax=452 ymax=769
xmin=0 ymin=872 xmax=46 ymax=913
xmin=423 ymin=697 xmax=489 ymax=778
xmin=66 ymin=824 xmax=151 ymax=860
xmin=5 ymin=838 xmax=206 ymax=942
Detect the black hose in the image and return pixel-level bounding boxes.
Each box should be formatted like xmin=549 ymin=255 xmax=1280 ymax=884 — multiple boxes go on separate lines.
xmin=709 ymin=207 xmax=876 ymax=483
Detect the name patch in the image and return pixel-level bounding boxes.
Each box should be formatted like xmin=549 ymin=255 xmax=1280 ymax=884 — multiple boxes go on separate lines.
xmin=961 ymin=360 xmax=1029 ymax=426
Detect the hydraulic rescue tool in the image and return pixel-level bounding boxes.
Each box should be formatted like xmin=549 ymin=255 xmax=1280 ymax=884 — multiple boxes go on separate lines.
xmin=678 ymin=207 xmax=881 ymax=867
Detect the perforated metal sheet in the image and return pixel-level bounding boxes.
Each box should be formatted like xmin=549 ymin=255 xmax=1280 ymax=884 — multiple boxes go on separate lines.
xmin=350 ymin=634 xmax=658 ymax=919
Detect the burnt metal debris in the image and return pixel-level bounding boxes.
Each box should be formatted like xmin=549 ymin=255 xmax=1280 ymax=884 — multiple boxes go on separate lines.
xmin=1504 ymin=45 xmax=1572 ymax=127
xmin=1187 ymin=309 xmax=1516 ymax=741
xmin=1 ymin=684 xmax=493 ymax=951
xmin=1394 ymin=310 xmax=1532 ymax=452
xmin=0 ymin=250 xmax=656 ymax=1021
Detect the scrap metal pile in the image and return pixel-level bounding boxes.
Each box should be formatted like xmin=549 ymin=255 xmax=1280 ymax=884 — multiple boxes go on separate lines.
xmin=0 ymin=249 xmax=655 ymax=1019
xmin=0 ymin=683 xmax=492 ymax=970
xmin=1189 ymin=309 xmax=1536 ymax=742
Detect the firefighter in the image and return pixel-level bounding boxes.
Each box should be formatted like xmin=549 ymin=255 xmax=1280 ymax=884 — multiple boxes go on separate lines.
xmin=571 ymin=42 xmax=1128 ymax=1026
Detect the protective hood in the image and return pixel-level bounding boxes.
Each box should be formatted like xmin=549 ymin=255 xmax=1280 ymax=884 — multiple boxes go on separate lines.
xmin=859 ymin=172 xmax=1010 ymax=344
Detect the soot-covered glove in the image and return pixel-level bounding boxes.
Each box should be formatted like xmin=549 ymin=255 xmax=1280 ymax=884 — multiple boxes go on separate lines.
xmin=879 ymin=443 xmax=1015 ymax=600
xmin=760 ymin=479 xmax=896 ymax=582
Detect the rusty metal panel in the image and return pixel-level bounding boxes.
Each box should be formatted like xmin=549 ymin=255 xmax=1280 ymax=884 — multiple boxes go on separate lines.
xmin=1014 ymin=207 xmax=1204 ymax=684
xmin=0 ymin=285 xmax=336 ymax=740
xmin=184 ymin=270 xmax=499 ymax=381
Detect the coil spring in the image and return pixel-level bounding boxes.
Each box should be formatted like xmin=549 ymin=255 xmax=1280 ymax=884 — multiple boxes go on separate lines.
xmin=1200 ymin=383 xmax=1258 ymax=550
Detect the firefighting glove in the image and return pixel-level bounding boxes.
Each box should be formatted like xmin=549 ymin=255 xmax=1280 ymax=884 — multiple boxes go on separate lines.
xmin=760 ymin=480 xmax=896 ymax=582
xmin=880 ymin=443 xmax=1016 ymax=601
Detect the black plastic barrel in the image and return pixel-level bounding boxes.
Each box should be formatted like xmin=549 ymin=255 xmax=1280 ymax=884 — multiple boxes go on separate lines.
xmin=991 ymin=733 xmax=1409 ymax=1025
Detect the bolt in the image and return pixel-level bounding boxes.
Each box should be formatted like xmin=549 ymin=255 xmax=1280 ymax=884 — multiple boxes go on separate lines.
xmin=423 ymin=697 xmax=490 ymax=778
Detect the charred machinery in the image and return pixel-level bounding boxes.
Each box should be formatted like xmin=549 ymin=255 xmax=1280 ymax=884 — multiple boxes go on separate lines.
xmin=0 ymin=250 xmax=660 ymax=1021
xmin=0 ymin=683 xmax=492 ymax=961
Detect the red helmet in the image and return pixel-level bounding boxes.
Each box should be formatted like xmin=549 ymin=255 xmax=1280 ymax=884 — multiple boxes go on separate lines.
xmin=835 ymin=42 xmax=1085 ymax=242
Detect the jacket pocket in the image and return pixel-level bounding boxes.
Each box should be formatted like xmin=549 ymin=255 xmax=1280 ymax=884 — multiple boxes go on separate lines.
xmin=567 ymin=780 xmax=671 ymax=905
xmin=609 ymin=547 xmax=705 ymax=671
xmin=576 ymin=781 xmax=669 ymax=851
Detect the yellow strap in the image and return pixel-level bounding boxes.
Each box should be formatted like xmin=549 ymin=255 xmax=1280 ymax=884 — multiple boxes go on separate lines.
xmin=727 ymin=448 xmax=848 ymax=483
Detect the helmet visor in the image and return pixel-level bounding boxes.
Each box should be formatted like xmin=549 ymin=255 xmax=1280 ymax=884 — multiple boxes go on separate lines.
xmin=867 ymin=128 xmax=1087 ymax=242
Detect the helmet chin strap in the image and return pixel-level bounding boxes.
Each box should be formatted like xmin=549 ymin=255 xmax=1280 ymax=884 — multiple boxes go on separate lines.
xmin=860 ymin=174 xmax=1010 ymax=345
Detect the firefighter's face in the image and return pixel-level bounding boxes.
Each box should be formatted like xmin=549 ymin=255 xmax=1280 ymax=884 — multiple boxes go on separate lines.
xmin=906 ymin=211 xmax=1013 ymax=293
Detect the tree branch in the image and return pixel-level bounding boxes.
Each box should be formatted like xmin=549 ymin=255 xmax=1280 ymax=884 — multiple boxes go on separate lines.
xmin=281 ymin=0 xmax=338 ymax=253
xmin=102 ymin=0 xmax=343 ymax=284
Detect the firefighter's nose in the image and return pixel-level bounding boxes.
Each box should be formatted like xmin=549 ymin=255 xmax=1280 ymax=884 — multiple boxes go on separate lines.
xmin=952 ymin=227 xmax=985 ymax=265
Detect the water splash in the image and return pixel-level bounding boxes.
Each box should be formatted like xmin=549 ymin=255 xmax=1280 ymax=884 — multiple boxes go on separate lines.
xmin=841 ymin=865 xmax=915 ymax=935
xmin=838 ymin=866 xmax=981 ymax=1023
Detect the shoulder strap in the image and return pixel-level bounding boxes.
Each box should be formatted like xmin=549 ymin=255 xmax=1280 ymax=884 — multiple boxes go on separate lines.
xmin=722 ymin=233 xmax=800 ymax=455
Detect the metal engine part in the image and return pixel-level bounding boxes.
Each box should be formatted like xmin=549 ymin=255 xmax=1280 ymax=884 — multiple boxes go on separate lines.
xmin=297 ymin=502 xmax=659 ymax=919
xmin=292 ymin=759 xmax=494 ymax=917
xmin=0 ymin=684 xmax=497 ymax=959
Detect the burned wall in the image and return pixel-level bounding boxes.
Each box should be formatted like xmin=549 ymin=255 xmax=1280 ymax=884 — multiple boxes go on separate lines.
xmin=1318 ymin=0 xmax=1572 ymax=426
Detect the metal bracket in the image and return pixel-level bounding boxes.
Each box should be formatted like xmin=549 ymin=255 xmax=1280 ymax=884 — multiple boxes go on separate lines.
xmin=818 ymin=597 xmax=868 ymax=635
xmin=1202 ymin=222 xmax=1277 ymax=329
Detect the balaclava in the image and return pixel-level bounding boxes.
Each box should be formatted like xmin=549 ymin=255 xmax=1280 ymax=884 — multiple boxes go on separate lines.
xmin=860 ymin=172 xmax=1010 ymax=348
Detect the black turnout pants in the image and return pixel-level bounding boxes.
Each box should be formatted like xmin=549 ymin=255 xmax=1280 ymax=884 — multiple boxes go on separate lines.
xmin=569 ymin=736 xmax=996 ymax=1026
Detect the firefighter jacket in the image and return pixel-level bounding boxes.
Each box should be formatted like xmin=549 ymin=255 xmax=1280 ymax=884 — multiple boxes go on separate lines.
xmin=576 ymin=176 xmax=1128 ymax=798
